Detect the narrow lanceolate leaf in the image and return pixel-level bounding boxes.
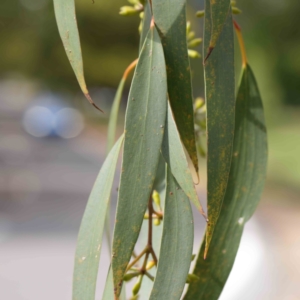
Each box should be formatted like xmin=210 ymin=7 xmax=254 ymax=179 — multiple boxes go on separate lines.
xmin=152 ymin=0 xmax=199 ymax=175
xmin=112 ymin=25 xmax=167 ymax=298
xmin=184 ymin=64 xmax=267 ymax=300
xmin=53 ymin=0 xmax=102 ymax=111
xmin=162 ymin=103 xmax=205 ymax=217
xmin=204 ymin=7 xmax=235 ymax=257
xmin=205 ymin=0 xmax=231 ymax=60
xmin=72 ymin=135 xmax=124 ymax=300
xmin=150 ymin=167 xmax=194 ymax=300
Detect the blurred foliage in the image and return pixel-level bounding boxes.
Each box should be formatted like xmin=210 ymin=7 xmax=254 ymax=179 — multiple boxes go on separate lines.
xmin=0 ymin=0 xmax=139 ymax=92
xmin=1 ymin=0 xmax=299 ymax=108
xmin=239 ymin=0 xmax=300 ymax=106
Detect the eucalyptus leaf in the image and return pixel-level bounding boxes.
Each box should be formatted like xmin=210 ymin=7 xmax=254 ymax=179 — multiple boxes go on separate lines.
xmin=72 ymin=135 xmax=124 ymax=300
xmin=184 ymin=64 xmax=267 ymax=300
xmin=162 ymin=103 xmax=205 ymax=216
xmin=53 ymin=0 xmax=102 ymax=111
xmin=150 ymin=167 xmax=193 ymax=300
xmin=112 ymin=25 xmax=167 ymax=297
xmin=152 ymin=0 xmax=199 ymax=175
xmin=204 ymin=6 xmax=235 ymax=257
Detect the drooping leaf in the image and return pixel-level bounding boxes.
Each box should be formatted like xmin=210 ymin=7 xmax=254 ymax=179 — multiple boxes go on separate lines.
xmin=53 ymin=0 xmax=102 ymax=111
xmin=112 ymin=25 xmax=167 ymax=297
xmin=152 ymin=0 xmax=199 ymax=175
xmin=205 ymin=0 xmax=231 ymax=60
xmin=204 ymin=6 xmax=235 ymax=257
xmin=162 ymin=103 xmax=205 ymax=217
xmin=72 ymin=135 xmax=124 ymax=300
xmin=184 ymin=64 xmax=268 ymax=300
xmin=149 ymin=167 xmax=194 ymax=300
xmin=105 ymin=59 xmax=138 ymax=251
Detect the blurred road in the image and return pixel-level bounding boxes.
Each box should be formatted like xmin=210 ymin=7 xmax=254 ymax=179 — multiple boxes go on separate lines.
xmin=0 ymin=118 xmax=299 ymax=299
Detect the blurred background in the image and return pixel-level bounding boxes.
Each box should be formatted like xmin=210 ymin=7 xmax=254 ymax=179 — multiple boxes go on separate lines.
xmin=0 ymin=0 xmax=299 ymax=299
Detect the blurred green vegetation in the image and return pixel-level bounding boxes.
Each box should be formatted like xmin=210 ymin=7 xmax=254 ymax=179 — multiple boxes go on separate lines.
xmin=0 ymin=0 xmax=299 ymax=191
xmin=0 ymin=0 xmax=139 ymax=91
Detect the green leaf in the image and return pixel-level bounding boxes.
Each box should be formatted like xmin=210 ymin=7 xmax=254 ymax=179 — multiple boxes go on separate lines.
xmin=204 ymin=6 xmax=235 ymax=257
xmin=72 ymin=135 xmax=124 ymax=300
xmin=112 ymin=25 xmax=167 ymax=297
xmin=184 ymin=64 xmax=267 ymax=300
xmin=152 ymin=0 xmax=199 ymax=175
xmin=162 ymin=103 xmax=205 ymax=216
xmin=53 ymin=0 xmax=102 ymax=111
xmin=205 ymin=0 xmax=231 ymax=59
xmin=149 ymin=167 xmax=194 ymax=300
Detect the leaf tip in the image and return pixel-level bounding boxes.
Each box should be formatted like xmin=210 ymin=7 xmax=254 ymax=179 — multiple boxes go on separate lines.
xmin=85 ymin=93 xmax=104 ymax=113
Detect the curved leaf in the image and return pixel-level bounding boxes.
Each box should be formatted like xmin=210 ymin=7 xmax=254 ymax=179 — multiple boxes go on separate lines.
xmin=112 ymin=25 xmax=167 ymax=298
xmin=53 ymin=0 xmax=102 ymax=111
xmin=72 ymin=135 xmax=124 ymax=300
xmin=162 ymin=103 xmax=205 ymax=217
xmin=204 ymin=6 xmax=235 ymax=257
xmin=150 ymin=167 xmax=194 ymax=300
xmin=184 ymin=64 xmax=268 ymax=300
xmin=152 ymin=0 xmax=199 ymax=175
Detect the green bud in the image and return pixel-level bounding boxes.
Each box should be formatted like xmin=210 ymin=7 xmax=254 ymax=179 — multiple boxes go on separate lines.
xmin=143 ymin=213 xmax=149 ymax=219
xmin=188 ymin=38 xmax=203 ymax=48
xmin=138 ymin=20 xmax=143 ymax=34
xmin=124 ymin=272 xmax=139 ymax=282
xmin=139 ymin=12 xmax=144 ymax=19
xmin=187 ymin=31 xmax=195 ymax=41
xmin=194 ymin=98 xmax=205 ymax=110
xmin=188 ymin=49 xmax=201 ymax=59
xmin=146 ymin=260 xmax=155 ymax=270
xmin=231 ymin=0 xmax=236 ymax=6
xmin=232 ymin=7 xmax=242 ymax=14
xmin=154 ymin=218 xmax=161 ymax=226
xmin=186 ymin=274 xmax=200 ymax=284
xmin=132 ymin=275 xmax=143 ymax=295
xmin=186 ymin=21 xmax=191 ymax=35
xmin=196 ymin=10 xmax=205 ymax=18
xmin=119 ymin=6 xmax=139 ymax=16
xmin=152 ymin=190 xmax=161 ymax=208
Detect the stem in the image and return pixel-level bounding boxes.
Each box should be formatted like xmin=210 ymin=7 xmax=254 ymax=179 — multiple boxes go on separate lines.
xmin=147 ymin=197 xmax=158 ymax=265
xmin=145 ymin=271 xmax=154 ymax=281
xmin=126 ymin=248 xmax=147 ymax=272
xmin=122 ymin=58 xmax=138 ymax=80
xmin=233 ymin=20 xmax=247 ymax=67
